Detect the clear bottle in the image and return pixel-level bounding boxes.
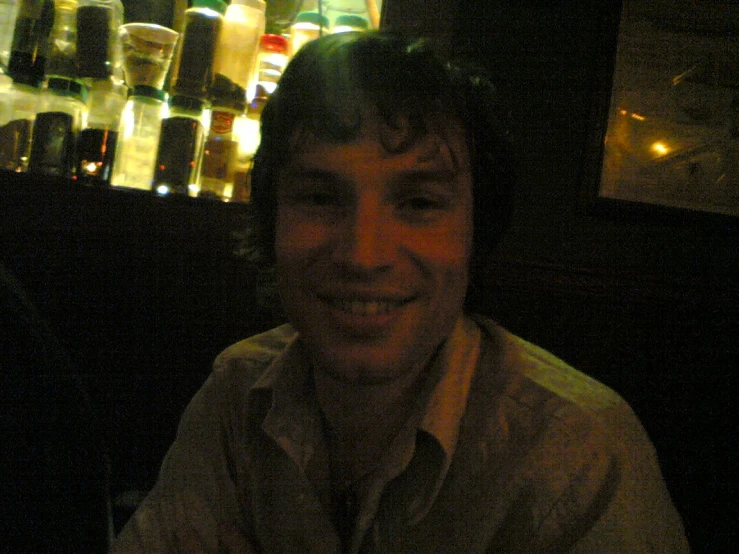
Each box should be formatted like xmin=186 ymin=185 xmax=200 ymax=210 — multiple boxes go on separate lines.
xmin=288 ymin=11 xmax=328 ymax=59
xmin=0 ymin=79 xmax=39 ymax=171
xmin=45 ymin=0 xmax=78 ymax=80
xmin=28 ymin=76 xmax=86 ymax=177
xmin=74 ymin=78 xmax=127 ymax=184
xmin=0 ymin=0 xmax=19 ymax=70
xmin=248 ymin=33 xmax=287 ymax=101
xmin=212 ymin=0 xmax=265 ymax=100
xmin=111 ymin=85 xmax=167 ymax=191
xmin=170 ymin=0 xmax=227 ymax=102
xmin=153 ymin=95 xmax=206 ymax=196
xmin=76 ymin=0 xmax=124 ymax=81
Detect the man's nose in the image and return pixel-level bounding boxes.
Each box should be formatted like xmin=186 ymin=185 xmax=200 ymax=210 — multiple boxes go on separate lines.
xmin=333 ymin=201 xmax=395 ymax=273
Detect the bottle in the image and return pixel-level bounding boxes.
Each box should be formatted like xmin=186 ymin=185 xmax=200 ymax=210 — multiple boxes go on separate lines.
xmin=110 ymin=85 xmax=168 ymax=190
xmin=169 ymin=0 xmax=227 ymax=102
xmin=212 ymin=0 xmax=265 ymax=102
xmin=248 ymin=33 xmax=287 ymax=101
xmin=153 ymin=95 xmax=207 ymax=196
xmin=45 ymin=0 xmax=78 ymax=80
xmin=75 ymin=78 xmax=127 ymax=184
xmin=199 ymin=74 xmax=243 ymax=200
xmin=0 ymin=78 xmax=39 ymax=171
xmin=230 ymin=94 xmax=264 ymax=203
xmin=111 ymin=23 xmax=178 ymax=191
xmin=232 ymin=34 xmax=287 ymax=202
xmin=331 ymin=14 xmax=369 ymax=34
xmin=6 ymin=0 xmax=54 ymax=87
xmin=76 ymin=0 xmax=124 ymax=81
xmin=0 ymin=0 xmax=19 ymax=70
xmin=288 ymin=11 xmax=328 ymax=59
xmin=118 ymin=23 xmax=179 ymax=92
xmin=28 ymin=76 xmax=86 ymax=177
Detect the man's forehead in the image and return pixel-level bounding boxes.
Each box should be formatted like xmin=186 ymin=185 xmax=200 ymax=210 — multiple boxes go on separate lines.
xmin=289 ymin=110 xmax=470 ymax=170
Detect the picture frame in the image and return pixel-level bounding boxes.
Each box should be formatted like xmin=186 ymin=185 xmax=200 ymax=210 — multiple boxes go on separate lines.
xmin=584 ymin=0 xmax=739 ymax=220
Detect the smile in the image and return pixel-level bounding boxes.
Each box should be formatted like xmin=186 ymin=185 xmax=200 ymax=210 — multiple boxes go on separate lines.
xmin=324 ymin=298 xmax=406 ymax=316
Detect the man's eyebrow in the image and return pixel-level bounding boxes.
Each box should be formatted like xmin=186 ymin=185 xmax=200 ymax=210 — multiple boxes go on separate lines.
xmin=392 ymin=168 xmax=463 ymax=191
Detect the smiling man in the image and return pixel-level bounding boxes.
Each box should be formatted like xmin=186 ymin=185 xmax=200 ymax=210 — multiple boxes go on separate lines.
xmin=113 ymin=32 xmax=690 ymax=553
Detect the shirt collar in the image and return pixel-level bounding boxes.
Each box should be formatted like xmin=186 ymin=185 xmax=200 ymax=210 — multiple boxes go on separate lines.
xmin=246 ymin=315 xmax=482 ymax=509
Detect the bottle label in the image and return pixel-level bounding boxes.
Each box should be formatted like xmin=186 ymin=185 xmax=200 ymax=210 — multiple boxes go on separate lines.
xmin=210 ymin=110 xmax=235 ymax=135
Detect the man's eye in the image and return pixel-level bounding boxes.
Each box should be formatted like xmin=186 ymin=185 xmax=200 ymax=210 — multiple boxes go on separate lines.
xmin=298 ymin=191 xmax=338 ymax=206
xmin=283 ymin=188 xmax=343 ymax=207
xmin=400 ymin=196 xmax=448 ymax=211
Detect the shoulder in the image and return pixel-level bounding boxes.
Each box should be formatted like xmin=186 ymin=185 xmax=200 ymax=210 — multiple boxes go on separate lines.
xmin=468 ymin=315 xmax=654 ymax=472
xmin=211 ymin=324 xmax=298 ymax=385
xmin=473 ymin=315 xmax=630 ymax=425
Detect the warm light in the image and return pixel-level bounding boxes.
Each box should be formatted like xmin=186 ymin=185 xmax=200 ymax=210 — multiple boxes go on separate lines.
xmin=631 ymin=113 xmax=646 ymax=121
xmin=651 ymin=142 xmax=669 ymax=156
xmin=85 ymin=162 xmax=99 ymax=173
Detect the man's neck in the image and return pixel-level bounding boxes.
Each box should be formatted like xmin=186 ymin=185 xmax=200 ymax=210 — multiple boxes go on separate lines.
xmin=313 ymin=361 xmax=432 ymax=485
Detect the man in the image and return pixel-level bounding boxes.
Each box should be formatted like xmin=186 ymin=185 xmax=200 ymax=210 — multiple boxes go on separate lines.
xmin=113 ymin=32 xmax=689 ymax=552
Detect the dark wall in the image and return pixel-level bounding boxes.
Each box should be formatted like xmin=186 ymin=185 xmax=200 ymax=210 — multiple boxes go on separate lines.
xmin=450 ymin=1 xmax=737 ymax=552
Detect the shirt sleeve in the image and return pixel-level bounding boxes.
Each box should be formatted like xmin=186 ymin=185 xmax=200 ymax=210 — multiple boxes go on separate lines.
xmin=110 ymin=369 xmax=258 ymax=553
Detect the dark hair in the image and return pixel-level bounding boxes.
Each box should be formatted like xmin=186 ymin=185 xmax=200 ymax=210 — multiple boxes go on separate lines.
xmin=247 ymin=31 xmax=516 ymax=307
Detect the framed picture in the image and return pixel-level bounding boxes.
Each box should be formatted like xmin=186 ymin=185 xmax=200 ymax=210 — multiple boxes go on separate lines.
xmin=587 ymin=0 xmax=739 ymax=219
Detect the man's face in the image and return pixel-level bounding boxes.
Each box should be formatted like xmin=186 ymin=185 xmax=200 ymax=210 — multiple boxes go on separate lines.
xmin=275 ymin=112 xmax=473 ymax=386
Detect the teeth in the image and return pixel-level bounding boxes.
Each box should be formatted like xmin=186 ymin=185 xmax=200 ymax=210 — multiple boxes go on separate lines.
xmin=336 ymin=300 xmax=396 ymax=315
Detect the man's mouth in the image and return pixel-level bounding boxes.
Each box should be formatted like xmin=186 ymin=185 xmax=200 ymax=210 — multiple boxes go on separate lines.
xmin=328 ymin=299 xmax=400 ymax=316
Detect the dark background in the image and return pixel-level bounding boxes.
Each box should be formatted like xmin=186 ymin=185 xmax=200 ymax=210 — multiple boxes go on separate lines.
xmin=2 ymin=0 xmax=736 ymax=551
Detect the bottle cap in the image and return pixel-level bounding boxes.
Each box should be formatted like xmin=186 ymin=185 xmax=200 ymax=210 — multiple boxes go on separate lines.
xmin=294 ymin=11 xmax=329 ymax=28
xmin=170 ymin=94 xmax=205 ymax=112
xmin=334 ymin=14 xmax=369 ymax=30
xmin=191 ymin=0 xmax=227 ymax=16
xmin=259 ymin=34 xmax=288 ymax=53
xmin=130 ymin=85 xmax=166 ymax=101
xmin=47 ymin=78 xmax=88 ymax=104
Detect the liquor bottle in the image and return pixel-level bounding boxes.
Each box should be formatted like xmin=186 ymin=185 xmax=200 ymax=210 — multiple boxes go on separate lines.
xmin=76 ymin=0 xmax=124 ymax=81
xmin=0 ymin=0 xmax=19 ymax=70
xmin=0 ymin=0 xmax=53 ymax=171
xmin=152 ymin=95 xmax=206 ymax=196
xmin=110 ymin=85 xmax=168 ymax=190
xmin=74 ymin=78 xmax=127 ymax=184
xmin=169 ymin=0 xmax=226 ymax=102
xmin=45 ymin=0 xmax=78 ymax=80
xmin=28 ymin=76 xmax=86 ymax=177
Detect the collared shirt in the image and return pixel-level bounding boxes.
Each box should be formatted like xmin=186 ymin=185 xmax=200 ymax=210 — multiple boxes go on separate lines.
xmin=113 ymin=315 xmax=690 ymax=553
